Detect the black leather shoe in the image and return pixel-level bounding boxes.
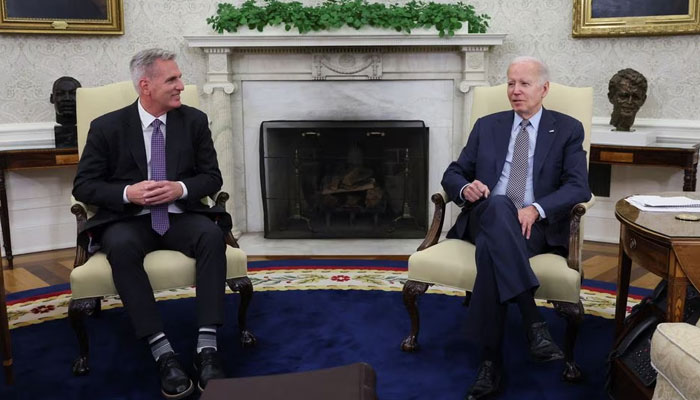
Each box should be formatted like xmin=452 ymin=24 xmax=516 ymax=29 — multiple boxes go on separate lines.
xmin=527 ymin=321 xmax=564 ymax=362
xmin=157 ymin=351 xmax=194 ymax=399
xmin=194 ymin=348 xmax=226 ymax=391
xmin=465 ymin=360 xmax=502 ymax=400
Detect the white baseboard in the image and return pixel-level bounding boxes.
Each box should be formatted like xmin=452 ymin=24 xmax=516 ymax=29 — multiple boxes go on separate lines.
xmin=0 ymin=223 xmax=75 ymax=256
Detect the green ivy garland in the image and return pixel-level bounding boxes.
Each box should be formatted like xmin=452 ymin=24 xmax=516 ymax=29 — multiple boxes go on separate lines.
xmin=207 ymin=0 xmax=490 ymax=37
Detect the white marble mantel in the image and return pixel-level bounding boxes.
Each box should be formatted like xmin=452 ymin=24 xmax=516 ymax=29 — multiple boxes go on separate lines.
xmin=184 ymin=31 xmax=505 ymax=237
xmin=185 ymin=28 xmax=506 ymax=48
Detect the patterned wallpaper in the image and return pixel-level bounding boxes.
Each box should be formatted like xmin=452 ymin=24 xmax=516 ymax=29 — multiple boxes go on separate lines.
xmin=1 ymin=0 xmax=699 ymax=123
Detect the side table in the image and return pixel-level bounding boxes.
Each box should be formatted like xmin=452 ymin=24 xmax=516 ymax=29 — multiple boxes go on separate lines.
xmin=0 ymin=147 xmax=78 ymax=269
xmin=590 ymin=142 xmax=699 ymax=192
xmin=609 ymin=192 xmax=700 ymax=400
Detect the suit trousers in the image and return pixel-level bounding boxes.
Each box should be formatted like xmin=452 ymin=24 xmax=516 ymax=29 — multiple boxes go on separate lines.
xmin=100 ymin=212 xmax=227 ymax=338
xmin=462 ymin=195 xmax=553 ymax=350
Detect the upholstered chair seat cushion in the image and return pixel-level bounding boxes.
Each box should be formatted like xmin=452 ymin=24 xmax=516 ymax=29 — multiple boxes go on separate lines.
xmin=70 ymin=246 xmax=247 ymax=300
xmin=407 ymin=239 xmax=580 ymax=303
xmin=651 ymin=321 xmax=700 ymax=400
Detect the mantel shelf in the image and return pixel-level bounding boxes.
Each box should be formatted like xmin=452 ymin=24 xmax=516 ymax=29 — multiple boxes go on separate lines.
xmin=184 ymin=31 xmax=505 ymax=49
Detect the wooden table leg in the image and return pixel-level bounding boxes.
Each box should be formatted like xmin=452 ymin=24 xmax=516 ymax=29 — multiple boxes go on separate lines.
xmin=0 ymin=168 xmax=14 ymax=269
xmin=667 ymin=257 xmax=688 ymax=323
xmin=0 ymin=261 xmax=14 ymax=384
xmin=615 ymin=238 xmax=632 ymax=338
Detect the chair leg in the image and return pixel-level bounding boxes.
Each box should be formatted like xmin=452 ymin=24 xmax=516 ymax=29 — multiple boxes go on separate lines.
xmin=226 ymin=277 xmax=257 ymax=348
xmin=400 ymin=280 xmax=430 ymax=352
xmin=552 ymin=300 xmax=584 ymax=383
xmin=68 ymin=297 xmax=100 ymax=376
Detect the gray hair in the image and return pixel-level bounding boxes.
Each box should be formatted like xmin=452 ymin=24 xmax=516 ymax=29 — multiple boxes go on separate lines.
xmin=509 ymin=56 xmax=550 ymax=86
xmin=129 ymin=48 xmax=177 ymax=92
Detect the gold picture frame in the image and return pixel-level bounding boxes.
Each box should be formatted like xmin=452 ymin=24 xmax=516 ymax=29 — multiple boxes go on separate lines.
xmin=0 ymin=0 xmax=123 ymax=35
xmin=573 ymin=0 xmax=700 ymax=37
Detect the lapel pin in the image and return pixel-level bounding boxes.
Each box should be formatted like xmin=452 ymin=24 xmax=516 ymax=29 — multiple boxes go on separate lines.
xmin=548 ymin=129 xmax=555 ymax=133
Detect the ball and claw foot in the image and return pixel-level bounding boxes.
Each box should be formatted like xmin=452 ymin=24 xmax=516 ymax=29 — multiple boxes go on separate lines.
xmin=241 ymin=330 xmax=257 ymax=348
xmin=72 ymin=356 xmax=90 ymax=376
xmin=562 ymin=361 xmax=583 ymax=382
xmin=401 ymin=336 xmax=418 ymax=352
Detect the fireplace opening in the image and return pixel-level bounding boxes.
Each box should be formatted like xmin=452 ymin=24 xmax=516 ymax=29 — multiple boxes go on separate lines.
xmin=260 ymin=120 xmax=428 ymax=239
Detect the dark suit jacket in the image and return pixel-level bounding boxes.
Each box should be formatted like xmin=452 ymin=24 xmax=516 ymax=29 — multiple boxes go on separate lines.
xmin=72 ymin=101 xmax=232 ymax=236
xmin=441 ymin=108 xmax=591 ymax=252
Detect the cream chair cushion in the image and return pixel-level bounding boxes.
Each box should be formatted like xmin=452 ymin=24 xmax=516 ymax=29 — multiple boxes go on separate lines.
xmin=407 ymin=239 xmax=580 ymax=303
xmin=70 ymin=246 xmax=248 ymax=300
xmin=407 ymin=82 xmax=593 ymax=302
xmin=651 ymin=321 xmax=700 ymax=400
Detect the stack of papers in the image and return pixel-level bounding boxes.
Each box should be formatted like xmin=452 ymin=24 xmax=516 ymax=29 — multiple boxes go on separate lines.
xmin=626 ymin=195 xmax=700 ymax=212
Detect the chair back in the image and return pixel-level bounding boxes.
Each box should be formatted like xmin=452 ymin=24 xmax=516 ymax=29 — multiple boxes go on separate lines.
xmin=469 ymin=83 xmax=593 ymax=158
xmin=75 ymin=81 xmax=200 ymax=156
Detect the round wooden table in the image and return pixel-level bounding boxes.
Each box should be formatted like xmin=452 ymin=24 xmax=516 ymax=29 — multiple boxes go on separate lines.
xmin=614 ymin=192 xmax=700 ymax=338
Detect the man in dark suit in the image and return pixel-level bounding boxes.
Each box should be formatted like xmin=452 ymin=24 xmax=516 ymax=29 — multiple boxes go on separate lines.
xmin=441 ymin=56 xmax=591 ymax=399
xmin=73 ymin=48 xmax=230 ymax=399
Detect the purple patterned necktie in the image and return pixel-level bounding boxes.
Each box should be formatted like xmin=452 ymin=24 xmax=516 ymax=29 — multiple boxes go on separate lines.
xmin=505 ymin=119 xmax=530 ymax=209
xmin=150 ymin=119 xmax=169 ymax=235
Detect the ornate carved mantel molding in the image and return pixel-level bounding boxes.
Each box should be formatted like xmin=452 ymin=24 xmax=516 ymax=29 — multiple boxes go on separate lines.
xmin=202 ymin=47 xmax=237 ymax=94
xmin=185 ymin=31 xmax=505 ymax=234
xmin=459 ymin=45 xmax=490 ymax=94
xmin=312 ymin=52 xmax=382 ymax=80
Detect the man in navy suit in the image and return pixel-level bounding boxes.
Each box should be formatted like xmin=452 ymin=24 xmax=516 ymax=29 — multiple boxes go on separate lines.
xmin=73 ymin=49 xmax=229 ymax=399
xmin=441 ymin=56 xmax=591 ymax=399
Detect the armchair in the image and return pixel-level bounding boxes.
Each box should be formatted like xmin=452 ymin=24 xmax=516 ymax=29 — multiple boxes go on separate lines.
xmin=650 ymin=321 xmax=700 ymax=400
xmin=68 ymin=81 xmax=256 ymax=376
xmin=400 ymin=83 xmax=595 ymax=382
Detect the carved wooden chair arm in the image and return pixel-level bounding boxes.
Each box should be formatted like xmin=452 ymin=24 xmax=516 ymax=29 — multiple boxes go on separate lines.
xmin=211 ymin=191 xmax=240 ymax=249
xmin=566 ymin=194 xmax=596 ymax=273
xmin=70 ymin=191 xmax=241 ymax=268
xmin=416 ymin=190 xmax=596 ymax=271
xmin=417 ymin=190 xmax=450 ymax=251
xmin=70 ymin=196 xmax=91 ymax=268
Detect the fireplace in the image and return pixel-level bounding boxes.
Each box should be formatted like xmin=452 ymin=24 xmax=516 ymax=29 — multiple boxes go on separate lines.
xmin=261 ymin=120 xmax=428 ymax=238
xmin=185 ymin=31 xmax=504 ymax=237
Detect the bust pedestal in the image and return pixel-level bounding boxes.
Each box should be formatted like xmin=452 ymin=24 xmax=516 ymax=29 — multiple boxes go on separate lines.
xmin=54 ymin=125 xmax=77 ymax=148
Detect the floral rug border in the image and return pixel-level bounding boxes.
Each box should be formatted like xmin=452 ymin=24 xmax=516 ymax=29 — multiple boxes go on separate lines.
xmin=8 ymin=267 xmax=638 ymax=329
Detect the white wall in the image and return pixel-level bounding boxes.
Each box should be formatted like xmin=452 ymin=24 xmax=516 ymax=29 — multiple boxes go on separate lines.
xmin=1 ymin=0 xmax=698 ymax=253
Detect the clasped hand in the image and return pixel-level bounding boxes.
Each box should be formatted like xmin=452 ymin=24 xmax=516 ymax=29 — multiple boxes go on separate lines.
xmin=126 ymin=180 xmax=182 ymax=206
xmin=462 ymin=179 xmax=540 ymax=239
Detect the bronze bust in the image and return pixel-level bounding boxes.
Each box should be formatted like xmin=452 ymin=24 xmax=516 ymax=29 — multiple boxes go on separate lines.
xmin=608 ymin=68 xmax=647 ymax=131
xmin=50 ymin=76 xmax=81 ymax=148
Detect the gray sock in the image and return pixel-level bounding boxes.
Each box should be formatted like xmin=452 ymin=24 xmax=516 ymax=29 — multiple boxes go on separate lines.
xmin=147 ymin=332 xmax=173 ymax=362
xmin=197 ymin=326 xmax=217 ymax=353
